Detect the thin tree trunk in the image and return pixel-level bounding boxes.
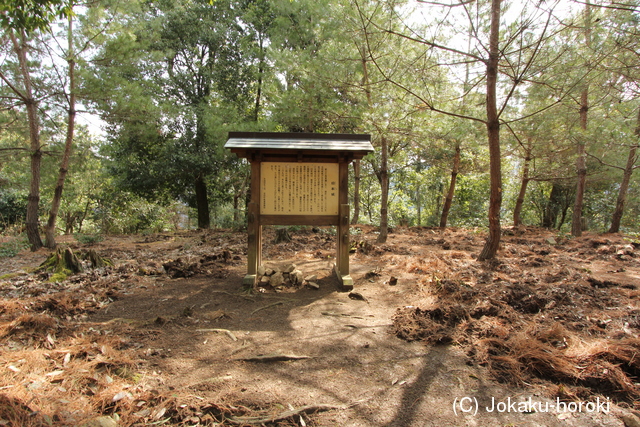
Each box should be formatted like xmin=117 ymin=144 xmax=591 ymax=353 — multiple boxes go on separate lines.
xmin=64 ymin=212 xmax=75 ymax=235
xmin=78 ymin=199 xmax=90 ymax=233
xmin=191 ymin=98 xmax=211 ymax=229
xmin=513 ymin=146 xmax=531 ymax=227
xmin=478 ymin=0 xmax=502 ymax=261
xmin=351 ymin=160 xmax=361 ymax=224
xmin=233 ymin=193 xmax=240 ymax=224
xmin=351 ymin=44 xmax=370 ymax=227
xmin=9 ymin=30 xmax=43 ymax=250
xmin=416 ymin=183 xmax=422 ymax=226
xmin=360 ymin=45 xmax=372 ymax=105
xmin=377 ymin=137 xmax=389 ymax=244
xmin=543 ymin=182 xmax=568 ymax=228
xmin=46 ymin=14 xmax=76 ymax=248
xmin=558 ymin=201 xmax=571 ymax=230
xmin=195 ymin=174 xmax=210 ymax=229
xmin=253 ymin=35 xmax=264 ymax=122
xmin=609 ymin=107 xmax=640 ymax=233
xmin=572 ymin=1 xmax=591 ymax=237
xmin=440 ymin=142 xmax=460 ymax=229
xmin=572 ymin=89 xmax=588 ymax=236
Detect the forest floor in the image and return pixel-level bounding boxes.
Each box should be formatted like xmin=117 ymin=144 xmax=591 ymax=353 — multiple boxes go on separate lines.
xmin=1 ymin=226 xmax=640 ymax=427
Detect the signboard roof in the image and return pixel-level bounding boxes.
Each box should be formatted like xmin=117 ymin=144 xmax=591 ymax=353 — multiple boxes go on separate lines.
xmin=225 ymin=132 xmax=374 ymax=160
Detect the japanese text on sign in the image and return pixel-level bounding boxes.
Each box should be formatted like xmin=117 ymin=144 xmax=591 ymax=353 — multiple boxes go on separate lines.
xmin=261 ymin=162 xmax=339 ymax=215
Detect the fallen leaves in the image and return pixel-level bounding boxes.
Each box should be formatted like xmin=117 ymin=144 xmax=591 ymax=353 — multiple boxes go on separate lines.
xmin=393 ymin=236 xmax=640 ymax=403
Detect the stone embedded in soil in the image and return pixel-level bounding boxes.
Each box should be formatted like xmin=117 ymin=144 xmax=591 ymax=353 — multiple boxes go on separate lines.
xmin=255 ymin=265 xmax=309 ymax=288
xmin=621 ymin=412 xmax=640 ymax=427
xmin=348 ymin=292 xmax=367 ymax=302
xmin=270 ymin=271 xmax=284 ymax=287
xmin=79 ymin=416 xmax=118 ymax=427
xmin=259 ymin=275 xmax=270 ymax=285
xmin=291 ymin=270 xmax=304 ymax=285
xmin=597 ymin=245 xmax=615 ymax=254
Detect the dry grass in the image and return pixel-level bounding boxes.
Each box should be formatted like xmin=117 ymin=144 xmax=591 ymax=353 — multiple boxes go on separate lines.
xmin=393 ymin=236 xmax=640 ymax=407
xmin=0 ymin=314 xmax=58 ymax=340
xmin=0 ymin=329 xmax=144 ymax=425
xmin=0 ymin=295 xmax=246 ymax=426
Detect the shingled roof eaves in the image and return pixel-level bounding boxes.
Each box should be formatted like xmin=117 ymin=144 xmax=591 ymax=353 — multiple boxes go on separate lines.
xmin=225 ymin=132 xmax=374 ymax=153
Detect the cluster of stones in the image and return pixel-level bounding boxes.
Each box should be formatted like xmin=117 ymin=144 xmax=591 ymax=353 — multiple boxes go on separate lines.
xmin=595 ymin=243 xmax=636 ymax=260
xmin=256 ymin=264 xmax=319 ymax=290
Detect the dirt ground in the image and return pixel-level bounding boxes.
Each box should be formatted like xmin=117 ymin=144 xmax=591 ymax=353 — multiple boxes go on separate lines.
xmin=1 ymin=226 xmax=640 ymax=426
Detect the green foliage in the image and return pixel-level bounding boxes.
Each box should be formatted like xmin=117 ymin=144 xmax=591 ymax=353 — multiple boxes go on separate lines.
xmin=93 ymin=191 xmax=178 ymax=235
xmin=74 ymin=233 xmax=103 ymax=245
xmin=0 ymin=190 xmax=26 ymax=230
xmin=0 ymin=235 xmax=29 ymax=258
xmin=0 ymin=0 xmax=72 ymax=33
xmin=447 ymin=174 xmax=490 ymax=228
xmin=625 ymin=232 xmax=640 ymax=245
xmin=88 ymin=0 xmax=265 ymax=228
xmin=265 ymin=0 xmax=364 ymax=133
xmin=584 ymin=182 xmax=626 ymax=233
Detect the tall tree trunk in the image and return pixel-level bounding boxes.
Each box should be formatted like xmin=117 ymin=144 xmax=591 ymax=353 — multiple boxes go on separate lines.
xmin=360 ymin=45 xmax=372 ymax=105
xmin=233 ymin=193 xmax=240 ymax=224
xmin=542 ymin=182 xmax=565 ymax=228
xmin=45 ymin=14 xmax=76 ymax=248
xmin=9 ymin=30 xmax=43 ymax=250
xmin=416 ymin=183 xmax=422 ymax=226
xmin=192 ymin=99 xmax=210 ymax=229
xmin=195 ymin=174 xmax=210 ymax=229
xmin=478 ymin=0 xmax=502 ymax=261
xmin=253 ymin=35 xmax=264 ymax=122
xmin=351 ymin=44 xmax=370 ymax=227
xmin=440 ymin=142 xmax=460 ymax=229
xmin=609 ymin=107 xmax=640 ymax=233
xmin=558 ymin=200 xmax=571 ymax=230
xmin=376 ymin=137 xmax=389 ymax=244
xmin=64 ymin=211 xmax=75 ymax=235
xmin=513 ymin=146 xmax=532 ymax=227
xmin=572 ymin=89 xmax=588 ymax=236
xmin=572 ymin=1 xmax=591 ymax=237
xmin=78 ymin=199 xmax=90 ymax=233
xmin=351 ymin=159 xmax=361 ymax=224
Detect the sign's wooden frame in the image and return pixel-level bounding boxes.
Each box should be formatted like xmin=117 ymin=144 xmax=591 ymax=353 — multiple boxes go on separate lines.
xmin=225 ymin=132 xmax=373 ymax=290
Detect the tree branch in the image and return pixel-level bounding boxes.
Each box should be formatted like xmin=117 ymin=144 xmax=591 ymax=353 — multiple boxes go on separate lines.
xmin=353 ymin=0 xmax=486 ymax=125
xmin=586 ymin=149 xmax=639 ymax=171
xmin=570 ymin=0 xmax=638 ymax=12
xmin=0 ymin=69 xmax=27 ymax=102
xmin=416 ymin=0 xmax=475 ymax=6
xmin=356 ymin=1 xmax=485 ymax=63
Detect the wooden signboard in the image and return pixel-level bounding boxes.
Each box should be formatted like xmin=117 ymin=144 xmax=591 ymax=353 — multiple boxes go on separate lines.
xmin=225 ymin=132 xmax=373 ymax=290
xmin=261 ymin=162 xmax=339 ymax=216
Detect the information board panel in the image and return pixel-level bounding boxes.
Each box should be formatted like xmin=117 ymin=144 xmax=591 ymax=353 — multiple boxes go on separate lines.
xmin=261 ymin=162 xmax=339 ymax=215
